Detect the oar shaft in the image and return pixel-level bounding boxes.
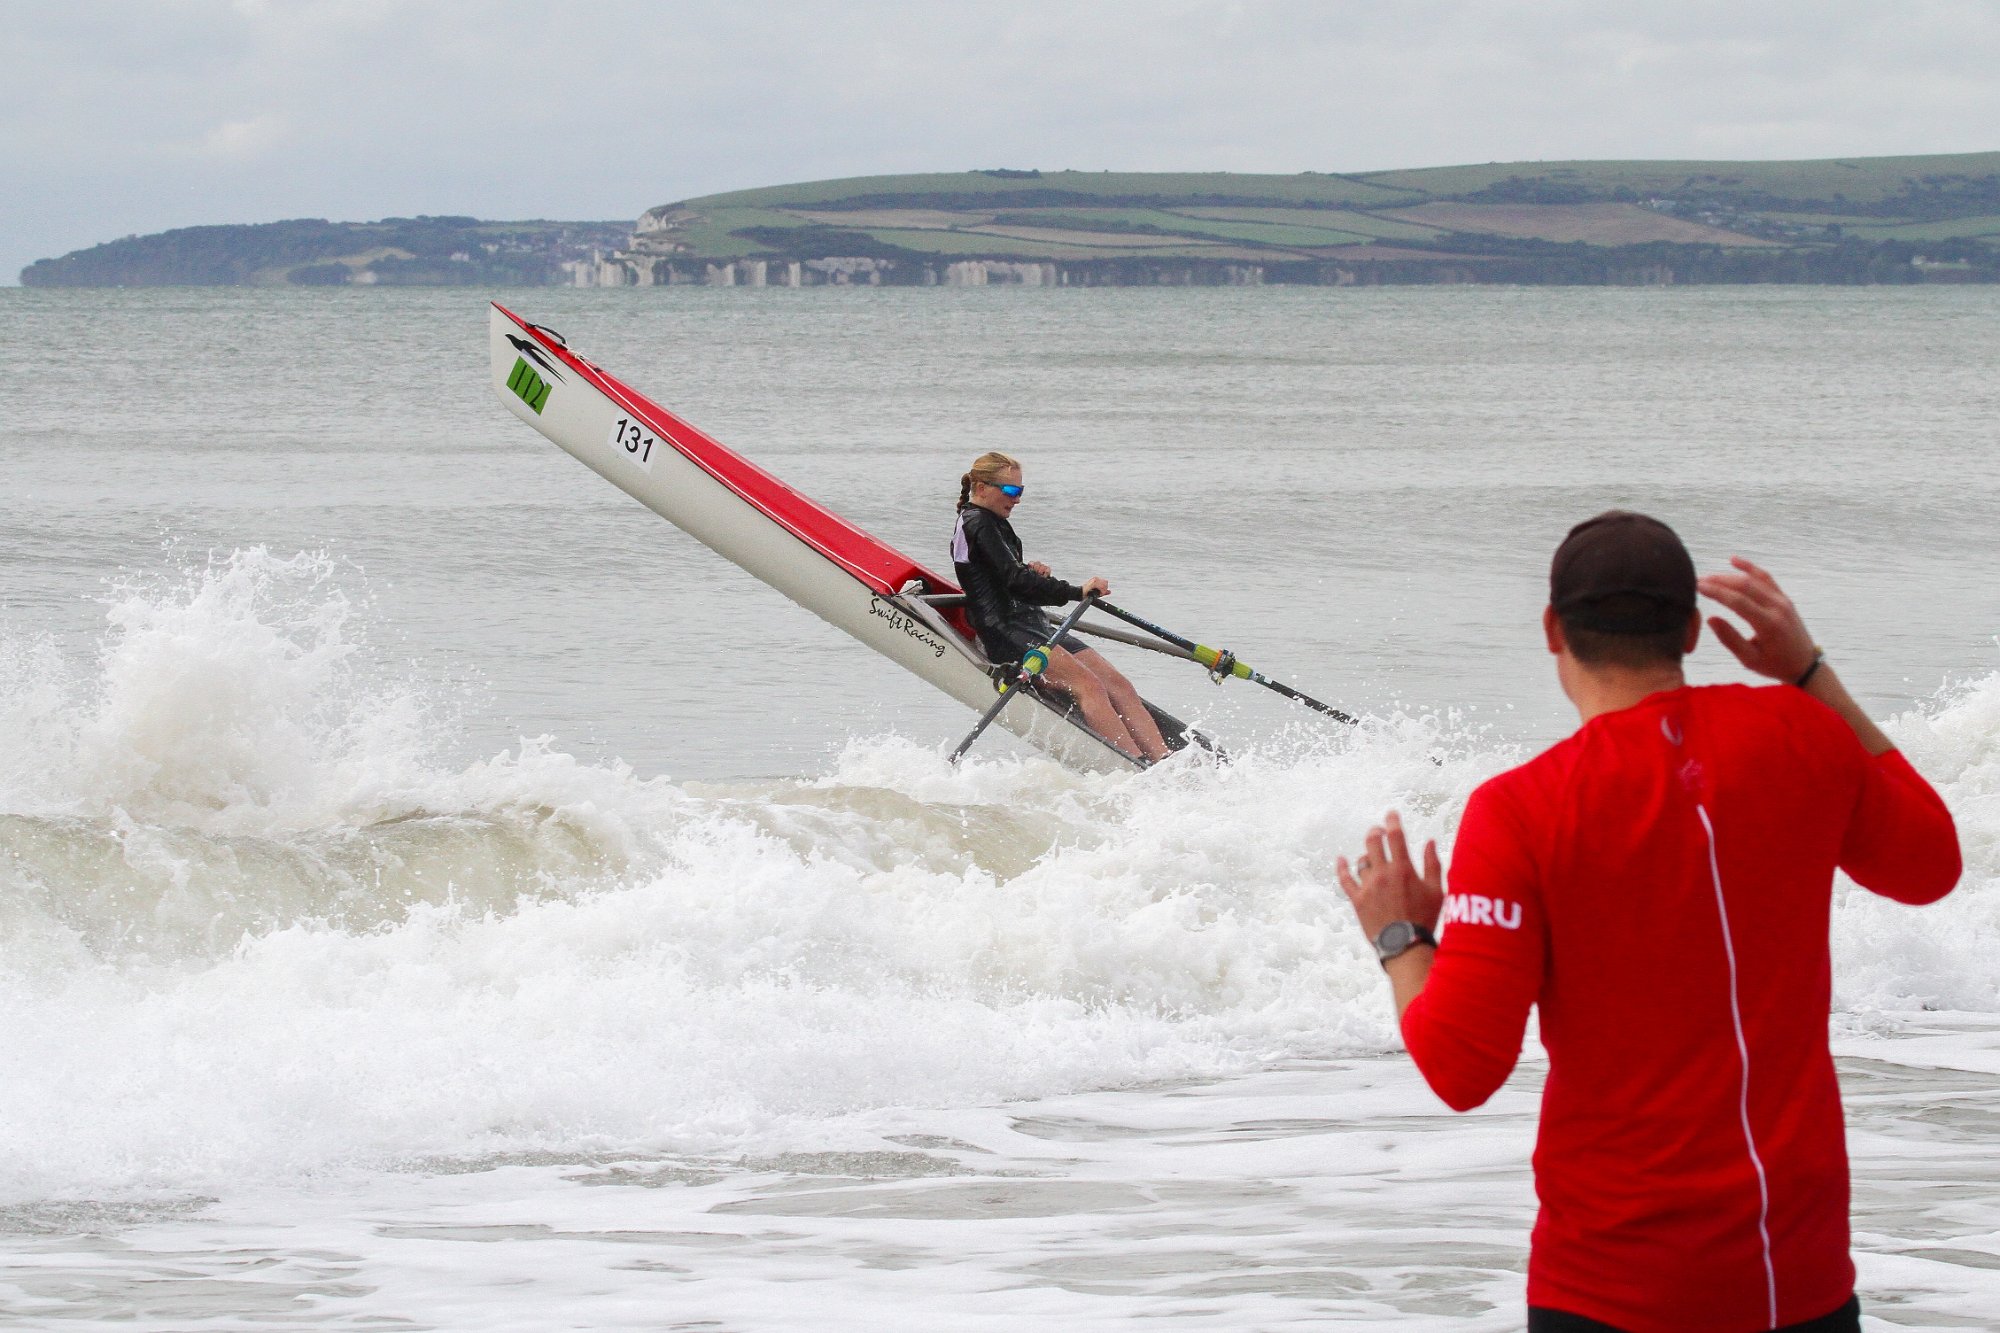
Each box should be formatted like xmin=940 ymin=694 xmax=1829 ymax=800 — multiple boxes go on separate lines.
xmin=1067 ymin=620 xmax=1202 ymax=663
xmin=1252 ymin=674 xmax=1355 ymax=723
xmin=1093 ymin=600 xmax=1199 ymax=654
xmin=949 ymin=594 xmax=1100 ymax=764
xmin=949 ymin=673 xmax=1028 ymax=764
xmin=1092 ymin=600 xmax=1354 ymax=724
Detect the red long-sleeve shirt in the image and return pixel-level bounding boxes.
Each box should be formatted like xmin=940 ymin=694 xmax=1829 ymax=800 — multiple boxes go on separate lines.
xmin=1403 ymin=684 xmax=1959 ymax=1333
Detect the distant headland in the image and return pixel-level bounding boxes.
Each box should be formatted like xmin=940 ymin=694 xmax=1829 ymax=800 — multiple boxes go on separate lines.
xmin=17 ymin=217 xmax=630 ymax=289
xmin=22 ymin=153 xmax=2000 ymax=288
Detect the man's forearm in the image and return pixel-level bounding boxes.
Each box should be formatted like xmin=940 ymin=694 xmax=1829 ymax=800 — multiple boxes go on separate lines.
xmin=1384 ymin=944 xmax=1436 ymax=1020
xmin=1803 ymin=663 xmax=1894 ymax=757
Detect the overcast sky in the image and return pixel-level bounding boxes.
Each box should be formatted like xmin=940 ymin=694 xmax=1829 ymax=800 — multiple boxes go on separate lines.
xmin=4 ymin=0 xmax=1998 ymax=281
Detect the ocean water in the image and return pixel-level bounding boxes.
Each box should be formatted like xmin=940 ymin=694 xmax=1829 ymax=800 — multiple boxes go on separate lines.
xmin=0 ymin=286 xmax=1997 ymax=1329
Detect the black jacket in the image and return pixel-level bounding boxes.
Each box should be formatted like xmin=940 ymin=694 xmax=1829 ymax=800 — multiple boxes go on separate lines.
xmin=951 ymin=504 xmax=1082 ymax=643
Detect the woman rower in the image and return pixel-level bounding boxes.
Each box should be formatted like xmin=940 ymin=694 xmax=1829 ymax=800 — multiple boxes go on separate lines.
xmin=951 ymin=452 xmax=1172 ymax=764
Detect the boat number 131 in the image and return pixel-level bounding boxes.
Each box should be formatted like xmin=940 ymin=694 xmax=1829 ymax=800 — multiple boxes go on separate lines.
xmin=607 ymin=416 xmax=660 ymax=472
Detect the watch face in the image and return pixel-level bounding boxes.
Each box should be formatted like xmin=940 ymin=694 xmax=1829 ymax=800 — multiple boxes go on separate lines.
xmin=1375 ymin=921 xmax=1417 ymax=960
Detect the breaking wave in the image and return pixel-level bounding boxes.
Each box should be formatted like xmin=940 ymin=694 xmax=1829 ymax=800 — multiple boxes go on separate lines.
xmin=0 ymin=550 xmax=1991 ymax=1197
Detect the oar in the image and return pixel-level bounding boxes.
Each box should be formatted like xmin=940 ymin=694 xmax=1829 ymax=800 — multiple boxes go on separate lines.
xmin=949 ymin=594 xmax=1101 ymax=764
xmin=1067 ymin=620 xmax=1202 ymax=662
xmin=1092 ymin=600 xmax=1355 ymax=724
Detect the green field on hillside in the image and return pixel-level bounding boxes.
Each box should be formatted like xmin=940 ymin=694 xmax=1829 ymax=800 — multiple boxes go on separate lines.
xmin=983 ymin=209 xmax=1376 ymax=249
xmin=1354 ymin=152 xmax=2000 ymax=209
xmin=1842 ymin=214 xmax=2000 ymax=241
xmin=690 ymin=170 xmax=1418 ymax=213
xmin=1175 ymin=207 xmax=1448 ymax=241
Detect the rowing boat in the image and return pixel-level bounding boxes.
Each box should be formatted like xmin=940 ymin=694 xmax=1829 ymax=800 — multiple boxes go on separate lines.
xmin=486 ymin=303 xmax=1212 ymax=772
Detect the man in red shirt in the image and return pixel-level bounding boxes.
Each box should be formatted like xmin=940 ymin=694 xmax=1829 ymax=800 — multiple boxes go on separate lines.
xmin=1338 ymin=512 xmax=1960 ymax=1333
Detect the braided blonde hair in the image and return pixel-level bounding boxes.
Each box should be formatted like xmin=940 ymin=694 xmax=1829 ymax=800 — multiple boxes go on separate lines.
xmin=958 ymin=452 xmax=1020 ymax=510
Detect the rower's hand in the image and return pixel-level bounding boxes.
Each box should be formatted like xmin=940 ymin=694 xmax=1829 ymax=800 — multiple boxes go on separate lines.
xmin=1028 ymin=561 xmax=1052 ymax=576
xmin=1697 ymin=556 xmax=1817 ymax=682
xmin=1336 ymin=811 xmax=1443 ymax=940
xmin=1081 ymin=577 xmax=1109 ymax=599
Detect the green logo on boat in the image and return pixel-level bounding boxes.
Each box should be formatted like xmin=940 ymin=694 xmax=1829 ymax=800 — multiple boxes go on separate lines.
xmin=507 ymin=357 xmax=553 ymax=414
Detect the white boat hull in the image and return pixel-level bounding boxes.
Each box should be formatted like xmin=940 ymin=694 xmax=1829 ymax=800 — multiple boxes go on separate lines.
xmin=487 ymin=305 xmax=1193 ymax=773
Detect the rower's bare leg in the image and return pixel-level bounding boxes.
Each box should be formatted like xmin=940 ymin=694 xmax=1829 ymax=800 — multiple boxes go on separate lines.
xmin=1041 ymin=647 xmax=1147 ymax=761
xmin=1074 ymin=648 xmax=1172 ymax=762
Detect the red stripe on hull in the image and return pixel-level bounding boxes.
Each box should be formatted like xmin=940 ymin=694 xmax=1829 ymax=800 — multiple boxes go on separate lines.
xmin=494 ymin=304 xmax=975 ymax=641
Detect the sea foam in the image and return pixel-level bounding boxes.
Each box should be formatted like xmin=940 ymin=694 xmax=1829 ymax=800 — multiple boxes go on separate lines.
xmin=0 ymin=551 xmax=1991 ymax=1198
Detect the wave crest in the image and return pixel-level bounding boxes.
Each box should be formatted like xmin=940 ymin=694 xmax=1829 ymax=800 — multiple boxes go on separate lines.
xmin=0 ymin=549 xmax=1994 ymax=1193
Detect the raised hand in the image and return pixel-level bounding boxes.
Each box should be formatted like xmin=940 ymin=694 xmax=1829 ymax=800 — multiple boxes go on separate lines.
xmin=1697 ymin=556 xmax=1817 ymax=682
xmin=1337 ymin=811 xmax=1444 ymax=940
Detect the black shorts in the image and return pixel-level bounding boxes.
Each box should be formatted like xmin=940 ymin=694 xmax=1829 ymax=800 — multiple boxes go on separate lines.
xmin=979 ymin=613 xmax=1090 ymax=666
xmin=1529 ymin=1295 xmax=1859 ymax=1333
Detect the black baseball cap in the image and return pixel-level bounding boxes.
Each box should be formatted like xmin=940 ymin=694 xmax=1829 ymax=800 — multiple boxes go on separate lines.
xmin=1550 ymin=511 xmax=1697 ymax=634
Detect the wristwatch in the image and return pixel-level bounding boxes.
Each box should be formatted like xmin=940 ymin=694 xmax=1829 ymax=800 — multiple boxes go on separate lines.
xmin=1373 ymin=920 xmax=1438 ymax=966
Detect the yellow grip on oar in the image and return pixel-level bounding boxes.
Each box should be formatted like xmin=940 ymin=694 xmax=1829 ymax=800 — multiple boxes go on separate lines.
xmin=1192 ymin=645 xmax=1252 ymax=680
xmin=997 ymin=645 xmax=1053 ymax=694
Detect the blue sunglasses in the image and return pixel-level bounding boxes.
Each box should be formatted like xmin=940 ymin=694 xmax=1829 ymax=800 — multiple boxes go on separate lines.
xmin=993 ymin=483 xmax=1024 ymax=497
